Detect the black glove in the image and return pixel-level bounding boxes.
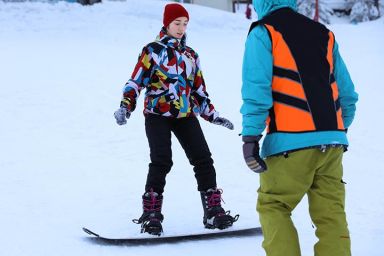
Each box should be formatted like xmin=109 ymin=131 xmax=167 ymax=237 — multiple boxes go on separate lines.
xmin=212 ymin=116 xmax=234 ymax=130
xmin=242 ymin=135 xmax=267 ymax=173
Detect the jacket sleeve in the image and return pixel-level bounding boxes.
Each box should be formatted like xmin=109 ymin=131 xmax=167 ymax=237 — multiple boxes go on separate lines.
xmin=241 ymin=25 xmax=273 ymax=136
xmin=120 ymin=46 xmax=154 ymax=112
xmin=333 ymin=40 xmax=358 ymax=128
xmin=191 ymin=54 xmax=218 ymax=122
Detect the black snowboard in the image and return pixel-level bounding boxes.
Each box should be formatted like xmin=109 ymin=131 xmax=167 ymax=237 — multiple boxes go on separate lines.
xmin=83 ymin=226 xmax=262 ymax=245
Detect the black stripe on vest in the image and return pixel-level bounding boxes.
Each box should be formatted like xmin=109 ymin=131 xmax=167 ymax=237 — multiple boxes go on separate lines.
xmin=268 ymin=107 xmax=277 ymax=132
xmin=273 ymin=66 xmax=301 ymax=83
xmin=272 ymin=92 xmax=310 ymax=112
xmin=248 ymin=21 xmax=272 ymax=41
xmin=248 ymin=21 xmax=260 ymax=35
xmin=330 ymin=73 xmax=336 ymax=84
xmin=335 ymin=98 xmax=340 ymax=111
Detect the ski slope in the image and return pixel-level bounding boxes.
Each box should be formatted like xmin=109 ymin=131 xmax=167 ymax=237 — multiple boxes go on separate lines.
xmin=0 ymin=1 xmax=383 ymax=255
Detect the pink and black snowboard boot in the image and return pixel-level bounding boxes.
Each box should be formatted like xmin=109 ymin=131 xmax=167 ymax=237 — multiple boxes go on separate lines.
xmin=200 ymin=188 xmax=239 ymax=229
xmin=133 ymin=190 xmax=164 ymax=236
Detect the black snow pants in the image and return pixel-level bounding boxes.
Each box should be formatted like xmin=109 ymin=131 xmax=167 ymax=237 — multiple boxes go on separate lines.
xmin=144 ymin=114 xmax=217 ymax=194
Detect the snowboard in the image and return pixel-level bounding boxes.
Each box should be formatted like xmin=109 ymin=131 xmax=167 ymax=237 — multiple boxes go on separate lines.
xmin=82 ymin=226 xmax=262 ymax=245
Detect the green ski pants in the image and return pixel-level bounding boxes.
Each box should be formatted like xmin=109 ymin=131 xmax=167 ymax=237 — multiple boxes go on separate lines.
xmin=257 ymin=147 xmax=351 ymax=256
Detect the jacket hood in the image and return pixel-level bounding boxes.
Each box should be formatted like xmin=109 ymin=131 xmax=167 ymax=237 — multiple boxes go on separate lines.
xmin=252 ymin=0 xmax=297 ymax=19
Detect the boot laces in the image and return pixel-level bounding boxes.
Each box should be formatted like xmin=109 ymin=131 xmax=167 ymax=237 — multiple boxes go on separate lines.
xmin=143 ymin=188 xmax=162 ymax=212
xmin=207 ymin=188 xmax=225 ymax=208
xmin=132 ymin=189 xmax=163 ymax=225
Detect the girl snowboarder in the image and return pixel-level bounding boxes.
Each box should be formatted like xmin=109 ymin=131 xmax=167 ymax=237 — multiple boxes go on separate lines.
xmin=114 ymin=3 xmax=238 ymax=236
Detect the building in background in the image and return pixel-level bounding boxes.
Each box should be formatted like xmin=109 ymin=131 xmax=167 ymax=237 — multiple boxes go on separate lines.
xmin=176 ymin=0 xmax=255 ymax=19
xmin=176 ymin=0 xmax=358 ymax=13
xmin=178 ymin=0 xmax=233 ymax=12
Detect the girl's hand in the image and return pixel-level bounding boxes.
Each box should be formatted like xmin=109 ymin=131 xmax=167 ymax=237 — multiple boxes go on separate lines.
xmin=114 ymin=107 xmax=131 ymax=125
xmin=212 ymin=117 xmax=234 ymax=130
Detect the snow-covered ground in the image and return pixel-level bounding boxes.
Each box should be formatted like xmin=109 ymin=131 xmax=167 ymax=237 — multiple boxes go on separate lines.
xmin=0 ymin=1 xmax=383 ymax=255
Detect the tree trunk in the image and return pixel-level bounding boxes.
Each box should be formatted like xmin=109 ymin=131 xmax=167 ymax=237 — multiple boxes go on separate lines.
xmin=374 ymin=0 xmax=381 ymax=17
xmin=314 ymin=0 xmax=319 ymax=21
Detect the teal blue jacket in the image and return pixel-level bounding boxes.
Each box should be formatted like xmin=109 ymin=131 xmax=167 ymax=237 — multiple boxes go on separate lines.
xmin=241 ymin=0 xmax=358 ymax=157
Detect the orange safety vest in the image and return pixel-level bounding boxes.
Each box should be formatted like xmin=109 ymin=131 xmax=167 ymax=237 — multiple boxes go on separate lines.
xmin=249 ymin=8 xmax=345 ymax=134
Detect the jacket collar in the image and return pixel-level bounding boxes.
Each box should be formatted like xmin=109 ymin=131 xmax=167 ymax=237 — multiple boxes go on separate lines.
xmin=156 ymin=27 xmax=186 ymax=51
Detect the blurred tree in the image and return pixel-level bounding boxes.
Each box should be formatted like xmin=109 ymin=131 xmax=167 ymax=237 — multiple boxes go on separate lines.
xmin=349 ymin=0 xmax=380 ymax=23
xmin=297 ymin=0 xmax=334 ymax=23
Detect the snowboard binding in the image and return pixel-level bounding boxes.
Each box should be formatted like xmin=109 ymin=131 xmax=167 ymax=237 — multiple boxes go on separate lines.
xmin=133 ymin=190 xmax=164 ymax=236
xmin=201 ymin=188 xmax=239 ymax=230
xmin=205 ymin=210 xmax=239 ymax=230
xmin=133 ymin=211 xmax=164 ymax=236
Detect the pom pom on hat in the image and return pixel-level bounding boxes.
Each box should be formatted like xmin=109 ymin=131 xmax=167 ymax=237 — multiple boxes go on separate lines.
xmin=163 ymin=3 xmax=189 ymax=27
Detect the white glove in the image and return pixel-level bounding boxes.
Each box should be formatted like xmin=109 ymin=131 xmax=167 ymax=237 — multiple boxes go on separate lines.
xmin=212 ymin=116 xmax=234 ymax=130
xmin=114 ymin=107 xmax=131 ymax=125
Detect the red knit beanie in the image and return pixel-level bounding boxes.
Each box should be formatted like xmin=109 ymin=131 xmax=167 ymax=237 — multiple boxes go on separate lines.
xmin=163 ymin=3 xmax=189 ymax=27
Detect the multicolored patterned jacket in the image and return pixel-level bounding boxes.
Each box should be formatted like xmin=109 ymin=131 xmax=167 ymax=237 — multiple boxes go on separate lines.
xmin=120 ymin=28 xmax=217 ymax=121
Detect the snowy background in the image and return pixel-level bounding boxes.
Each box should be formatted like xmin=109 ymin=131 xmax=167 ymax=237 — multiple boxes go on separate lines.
xmin=0 ymin=0 xmax=383 ymax=255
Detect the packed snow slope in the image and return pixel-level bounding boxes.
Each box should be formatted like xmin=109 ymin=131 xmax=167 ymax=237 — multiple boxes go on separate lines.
xmin=0 ymin=1 xmax=383 ymax=255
